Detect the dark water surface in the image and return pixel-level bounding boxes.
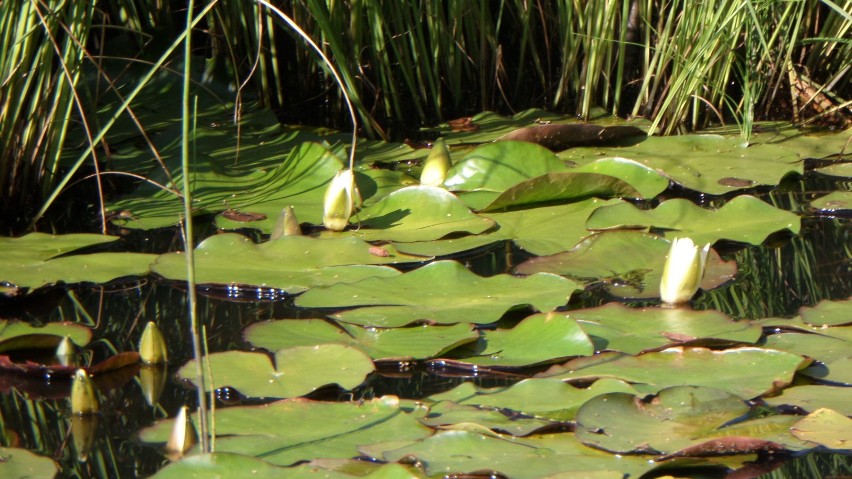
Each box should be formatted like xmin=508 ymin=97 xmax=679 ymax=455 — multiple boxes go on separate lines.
xmin=0 ymin=171 xmax=849 ymax=478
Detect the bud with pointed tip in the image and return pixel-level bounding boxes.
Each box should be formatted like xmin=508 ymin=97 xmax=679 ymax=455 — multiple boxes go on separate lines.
xmin=71 ymin=369 xmax=99 ymax=415
xmin=166 ymin=406 xmax=197 ymax=458
xmin=420 ymin=139 xmax=451 ymax=187
xmin=139 ymin=321 xmax=168 ymax=365
xmin=71 ymin=415 xmax=98 ymax=462
xmin=139 ymin=364 xmax=168 ymax=406
xmin=56 ymin=336 xmax=76 ymax=367
xmin=323 ymin=169 xmax=357 ymax=231
xmin=271 ymin=205 xmax=303 ymax=240
xmin=659 ymin=237 xmax=711 ymax=305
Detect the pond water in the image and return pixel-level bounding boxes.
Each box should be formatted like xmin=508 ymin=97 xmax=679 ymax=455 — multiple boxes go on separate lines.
xmin=1 ymin=124 xmax=850 ymax=477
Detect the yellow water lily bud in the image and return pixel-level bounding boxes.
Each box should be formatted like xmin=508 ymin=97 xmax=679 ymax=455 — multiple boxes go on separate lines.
xmin=659 ymin=237 xmax=711 ymax=305
xmin=71 ymin=414 xmax=98 ymax=462
xmin=71 ymin=369 xmax=99 ymax=415
xmin=323 ymin=169 xmax=357 ymax=231
xmin=420 ymin=139 xmax=451 ymax=187
xmin=139 ymin=321 xmax=168 ymax=365
xmin=271 ymin=205 xmax=303 ymax=240
xmin=166 ymin=406 xmax=197 ymax=458
xmin=56 ymin=336 xmax=76 ymax=367
xmin=139 ymin=364 xmax=168 ymax=406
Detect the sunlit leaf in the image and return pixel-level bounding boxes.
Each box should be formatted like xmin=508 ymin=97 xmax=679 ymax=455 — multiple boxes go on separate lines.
xmin=764 ymin=385 xmax=852 ymax=415
xmin=0 ymin=447 xmax=58 ymax=478
xmin=443 ymin=141 xmax=567 ymax=191
xmin=790 ymin=408 xmax=852 ymax=449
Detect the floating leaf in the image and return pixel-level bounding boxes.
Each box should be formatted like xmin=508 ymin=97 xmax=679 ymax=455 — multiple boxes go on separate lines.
xmin=178 ymin=347 xmax=374 ymax=398
xmin=573 ymin=157 xmax=669 ymax=199
xmin=561 ymin=134 xmax=802 ymax=195
xmin=762 ymin=328 xmax=852 ymax=384
xmin=498 ymin=124 xmax=645 ymax=150
xmin=515 ymin=230 xmax=736 ymax=299
xmin=297 ymin=261 xmax=579 ymax=327
xmin=0 ymin=321 xmax=92 ymax=352
xmin=480 ymin=172 xmax=642 ymax=212
xmin=244 ymin=319 xmax=478 ymax=361
xmin=800 ymin=298 xmax=852 ymax=326
xmin=586 ymin=196 xmax=801 ymax=245
xmin=0 ymin=447 xmax=59 ymax=478
xmin=151 ymin=453 xmax=296 ymax=479
xmin=790 ymin=408 xmax=852 ymax=449
xmin=567 ymin=303 xmax=761 ymax=354
xmin=427 ymin=378 xmax=641 ymax=422
xmin=576 ymin=386 xmax=809 ymax=455
xmin=809 ymin=191 xmax=852 ymax=213
xmin=140 ymin=397 xmax=432 ymax=466
xmin=764 ymin=385 xmax=852 ymax=415
xmin=336 ymin=186 xmax=495 ymax=242
xmin=152 ymin=233 xmax=404 ymax=293
xmin=465 ymin=312 xmax=594 ymax=367
xmin=2 ymin=253 xmax=155 ymax=291
xmin=443 ymin=141 xmax=567 ymax=192
xmin=538 ymin=347 xmax=807 ymax=398
xmin=420 ymin=401 xmax=560 ymax=436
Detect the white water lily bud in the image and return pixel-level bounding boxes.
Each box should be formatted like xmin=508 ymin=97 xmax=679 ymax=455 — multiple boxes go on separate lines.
xmin=56 ymin=336 xmax=76 ymax=367
xmin=139 ymin=321 xmax=168 ymax=365
xmin=420 ymin=139 xmax=451 ymax=187
xmin=166 ymin=406 xmax=197 ymax=458
xmin=271 ymin=205 xmax=302 ymax=240
xmin=71 ymin=369 xmax=99 ymax=415
xmin=659 ymin=237 xmax=711 ymax=305
xmin=323 ymin=169 xmax=357 ymax=231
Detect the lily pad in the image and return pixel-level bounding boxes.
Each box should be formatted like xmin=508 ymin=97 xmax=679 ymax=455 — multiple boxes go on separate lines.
xmin=809 ymin=191 xmax=852 ymax=213
xmin=178 ymin=347 xmax=375 ymax=398
xmin=0 ymin=447 xmax=59 ymax=479
xmin=373 ymin=428 xmax=656 ymax=479
xmin=339 ymin=186 xmax=495 ymax=242
xmin=420 ymin=401 xmax=560 ymax=436
xmin=814 ymin=162 xmax=852 ymax=178
xmin=561 ymin=134 xmax=803 ymax=195
xmin=498 ymin=124 xmax=646 ymax=150
xmin=0 ymin=320 xmax=92 ymax=352
xmin=140 ymin=396 xmax=432 ymax=466
xmin=443 ymin=141 xmax=567 ymax=192
xmin=0 ymin=233 xmax=117 ymax=260
xmin=573 ymin=157 xmax=669 ymax=199
xmin=762 ymin=328 xmax=852 ymax=384
xmin=538 ymin=347 xmax=807 ymax=398
xmin=244 ymin=319 xmax=478 ymax=361
xmin=515 ymin=230 xmax=736 ymax=299
xmin=296 ymin=261 xmax=579 ymax=327
xmin=585 ymin=196 xmax=801 ymax=245
xmin=479 ymin=172 xmax=642 ymax=212
xmin=2 ymin=252 xmax=156 ymax=291
xmin=567 ymin=303 xmax=762 ymax=354
xmin=576 ymin=386 xmax=810 ymax=455
xmin=800 ymin=298 xmax=852 ymax=326
xmin=790 ymin=408 xmax=852 ymax=449
xmin=151 ymin=453 xmax=298 ymax=479
xmin=465 ymin=312 xmax=594 ymax=367
xmin=764 ymin=385 xmax=852 ymax=415
xmin=152 ymin=233 xmax=404 ymax=293
xmin=427 ymin=378 xmax=642 ymax=422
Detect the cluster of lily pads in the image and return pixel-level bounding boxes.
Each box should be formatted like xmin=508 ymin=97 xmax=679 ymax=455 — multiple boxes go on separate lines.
xmin=0 ymin=107 xmax=849 ymax=477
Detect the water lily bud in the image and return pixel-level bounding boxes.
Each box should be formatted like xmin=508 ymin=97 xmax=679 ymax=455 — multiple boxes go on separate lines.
xmin=323 ymin=169 xmax=357 ymax=231
xmin=70 ymin=415 xmax=98 ymax=462
xmin=659 ymin=237 xmax=711 ymax=305
xmin=166 ymin=406 xmax=197 ymax=458
xmin=420 ymin=139 xmax=451 ymax=187
xmin=56 ymin=336 xmax=76 ymax=367
xmin=139 ymin=321 xmax=168 ymax=365
xmin=139 ymin=364 xmax=168 ymax=406
xmin=271 ymin=205 xmax=302 ymax=240
xmin=71 ymin=369 xmax=99 ymax=415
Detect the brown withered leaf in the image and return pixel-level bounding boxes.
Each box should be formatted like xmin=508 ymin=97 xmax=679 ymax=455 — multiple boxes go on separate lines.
xmin=498 ymin=124 xmax=645 ymax=150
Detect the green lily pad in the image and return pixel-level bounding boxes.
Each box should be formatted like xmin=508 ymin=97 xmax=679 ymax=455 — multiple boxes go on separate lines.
xmin=152 ymin=233 xmax=403 ymax=293
xmin=790 ymin=408 xmax=852 ymax=449
xmin=372 ymin=429 xmax=656 ymax=479
xmin=110 ymin=141 xmax=346 ymax=231
xmin=567 ymin=303 xmax=762 ymax=354
xmin=762 ymin=328 xmax=852 ymax=384
xmin=515 ymin=230 xmax=736 ymax=299
xmin=139 ymin=396 xmax=432 ymax=466
xmin=800 ymin=298 xmax=852 ymax=326
xmin=296 ymin=261 xmax=579 ymax=327
xmin=244 ymin=319 xmax=478 ymax=361
xmin=2 ymin=252 xmax=156 ymax=291
xmin=0 ymin=447 xmax=59 ymax=479
xmin=0 ymin=320 xmax=92 ymax=352
xmin=561 ymin=134 xmax=803 ymax=195
xmin=337 ymin=186 xmax=495 ymax=242
xmin=479 ymin=172 xmax=642 ymax=212
xmin=151 ymin=453 xmax=294 ymax=479
xmin=538 ymin=347 xmax=807 ymax=398
xmin=809 ymin=191 xmax=852 ymax=212
xmin=465 ymin=312 xmax=594 ymax=367
xmin=427 ymin=378 xmax=642 ymax=422
xmin=764 ymin=385 xmax=852 ymax=415
xmin=585 ymin=196 xmax=801 ymax=245
xmin=814 ymin=162 xmax=852 ymax=178
xmin=573 ymin=157 xmax=670 ymax=199
xmin=443 ymin=141 xmax=567 ymax=191
xmin=419 ymin=401 xmax=559 ymax=436
xmin=178 ymin=347 xmax=375 ymax=398
xmin=0 ymin=233 xmax=117 ymax=261
xmin=576 ymin=386 xmax=810 ymax=455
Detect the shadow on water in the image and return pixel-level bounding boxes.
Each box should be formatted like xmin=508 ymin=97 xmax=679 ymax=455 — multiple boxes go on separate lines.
xmin=0 ymin=171 xmax=849 ymax=478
